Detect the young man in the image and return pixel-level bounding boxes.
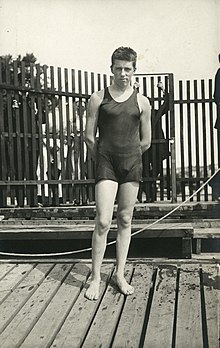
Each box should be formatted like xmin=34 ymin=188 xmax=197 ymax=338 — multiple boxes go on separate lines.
xmin=85 ymin=47 xmax=151 ymax=300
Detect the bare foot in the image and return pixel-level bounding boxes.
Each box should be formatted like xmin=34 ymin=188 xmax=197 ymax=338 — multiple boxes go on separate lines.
xmin=114 ymin=274 xmax=134 ymax=295
xmin=85 ymin=279 xmax=100 ymax=300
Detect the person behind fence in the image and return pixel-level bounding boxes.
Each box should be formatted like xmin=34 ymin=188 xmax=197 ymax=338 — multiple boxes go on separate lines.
xmin=11 ymin=83 xmax=39 ymax=207
xmin=209 ymin=53 xmax=220 ymax=201
xmin=138 ymin=81 xmax=169 ymax=202
xmin=84 ymin=46 xmax=151 ymax=300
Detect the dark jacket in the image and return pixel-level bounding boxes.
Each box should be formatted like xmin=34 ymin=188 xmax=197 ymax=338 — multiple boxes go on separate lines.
xmin=214 ymin=68 xmax=220 ymax=130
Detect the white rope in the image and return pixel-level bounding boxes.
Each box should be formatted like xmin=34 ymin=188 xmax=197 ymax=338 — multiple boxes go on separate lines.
xmin=0 ymin=168 xmax=219 ymax=258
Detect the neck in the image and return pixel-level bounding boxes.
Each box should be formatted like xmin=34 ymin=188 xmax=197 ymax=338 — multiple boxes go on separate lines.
xmin=111 ymin=80 xmax=132 ymax=92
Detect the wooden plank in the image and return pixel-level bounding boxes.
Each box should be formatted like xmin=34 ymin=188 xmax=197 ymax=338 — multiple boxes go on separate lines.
xmin=20 ymin=263 xmax=91 ymax=348
xmin=0 ymin=264 xmax=53 ymax=334
xmin=112 ymin=263 xmax=153 ymax=347
xmin=0 ymin=263 xmax=72 ymax=348
xmin=182 ymin=236 xmax=192 ymax=258
xmin=0 ymin=264 xmax=34 ymax=303
xmin=50 ymin=263 xmax=114 ymax=348
xmin=175 ymin=264 xmax=203 ymax=347
xmin=0 ymin=223 xmax=194 ymax=240
xmin=201 ymin=264 xmax=220 ymax=348
xmin=0 ymin=263 xmax=15 ymax=280
xmin=143 ymin=265 xmax=177 ymax=347
xmin=82 ymin=264 xmax=134 ymax=348
xmin=194 ymin=228 xmax=220 ymax=238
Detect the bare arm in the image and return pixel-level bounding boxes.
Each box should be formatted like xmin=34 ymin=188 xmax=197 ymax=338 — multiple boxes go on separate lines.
xmin=138 ymin=93 xmax=152 ymax=154
xmin=85 ymin=90 xmax=103 ymax=160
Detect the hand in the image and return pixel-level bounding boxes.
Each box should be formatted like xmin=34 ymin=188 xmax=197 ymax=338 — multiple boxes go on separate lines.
xmin=157 ymin=82 xmax=164 ymax=90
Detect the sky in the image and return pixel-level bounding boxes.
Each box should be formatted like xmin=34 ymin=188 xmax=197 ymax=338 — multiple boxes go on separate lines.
xmin=0 ymin=0 xmax=219 ymax=82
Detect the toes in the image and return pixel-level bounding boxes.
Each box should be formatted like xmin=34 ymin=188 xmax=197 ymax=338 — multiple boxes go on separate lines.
xmin=85 ymin=281 xmax=100 ymax=301
xmin=115 ymin=280 xmax=134 ymax=296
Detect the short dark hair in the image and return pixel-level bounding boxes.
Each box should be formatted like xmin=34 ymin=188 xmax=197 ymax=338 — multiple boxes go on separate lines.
xmin=111 ymin=46 xmax=137 ymax=70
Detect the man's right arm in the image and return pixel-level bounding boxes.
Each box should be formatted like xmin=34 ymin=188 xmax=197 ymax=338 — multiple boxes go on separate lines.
xmin=85 ymin=91 xmax=103 ymax=160
xmin=214 ymin=69 xmax=220 ymax=105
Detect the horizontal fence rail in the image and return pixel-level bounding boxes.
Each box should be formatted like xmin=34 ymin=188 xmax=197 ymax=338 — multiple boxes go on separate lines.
xmin=0 ymin=57 xmax=218 ymax=208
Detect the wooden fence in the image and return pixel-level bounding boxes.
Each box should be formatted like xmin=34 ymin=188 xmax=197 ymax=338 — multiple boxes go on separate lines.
xmin=174 ymin=79 xmax=219 ymax=202
xmin=0 ymin=58 xmax=218 ymax=207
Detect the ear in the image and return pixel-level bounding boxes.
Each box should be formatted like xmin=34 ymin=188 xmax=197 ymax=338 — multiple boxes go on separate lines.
xmin=110 ymin=65 xmax=113 ymax=74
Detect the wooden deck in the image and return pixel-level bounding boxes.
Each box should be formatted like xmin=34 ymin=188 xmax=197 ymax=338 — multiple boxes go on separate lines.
xmin=0 ymin=260 xmax=219 ymax=347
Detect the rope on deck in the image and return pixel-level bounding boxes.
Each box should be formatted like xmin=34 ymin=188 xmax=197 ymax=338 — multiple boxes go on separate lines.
xmin=0 ymin=168 xmax=220 ymax=258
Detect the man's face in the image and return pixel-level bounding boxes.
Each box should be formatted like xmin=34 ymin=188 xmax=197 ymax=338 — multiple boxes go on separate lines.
xmin=111 ymin=59 xmax=135 ymax=88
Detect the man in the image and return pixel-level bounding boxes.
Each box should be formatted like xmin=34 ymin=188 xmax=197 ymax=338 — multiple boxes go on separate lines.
xmin=209 ymin=53 xmax=220 ymax=201
xmin=85 ymin=47 xmax=151 ymax=300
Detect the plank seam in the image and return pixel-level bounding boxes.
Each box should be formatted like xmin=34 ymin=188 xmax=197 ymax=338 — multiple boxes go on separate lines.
xmin=200 ymin=268 xmax=209 ymax=347
xmin=139 ymin=267 xmax=158 ymax=347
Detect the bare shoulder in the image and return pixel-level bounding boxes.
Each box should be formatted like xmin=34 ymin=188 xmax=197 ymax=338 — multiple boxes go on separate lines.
xmin=87 ymin=89 xmax=105 ymax=119
xmin=89 ymin=89 xmax=105 ymax=107
xmin=137 ymin=93 xmax=151 ymax=113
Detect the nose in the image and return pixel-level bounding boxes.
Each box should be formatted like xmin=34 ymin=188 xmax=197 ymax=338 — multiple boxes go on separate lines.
xmin=120 ymin=68 xmax=126 ymax=77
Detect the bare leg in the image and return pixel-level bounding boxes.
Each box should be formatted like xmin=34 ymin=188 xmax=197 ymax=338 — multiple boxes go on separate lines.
xmin=85 ymin=180 xmax=118 ymax=300
xmin=114 ymin=181 xmax=139 ymax=295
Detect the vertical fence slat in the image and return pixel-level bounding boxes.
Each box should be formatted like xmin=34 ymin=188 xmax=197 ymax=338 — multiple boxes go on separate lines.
xmin=164 ymin=75 xmax=171 ymax=200
xmin=0 ymin=59 xmax=8 ymax=206
xmin=64 ymin=67 xmax=74 ymax=204
xmin=150 ymin=76 xmax=157 ymax=201
xmin=13 ymin=60 xmax=24 ymax=206
xmin=178 ymin=80 xmax=186 ymax=201
xmin=78 ymin=70 xmax=87 ymax=204
xmin=43 ymin=65 xmax=53 ymax=205
xmin=49 ymin=65 xmax=59 ymax=205
xmin=186 ymin=80 xmax=194 ymax=201
xmin=201 ymin=79 xmax=208 ymax=201
xmin=208 ymin=79 xmax=215 ymax=201
xmin=57 ymin=67 xmax=66 ymax=204
xmin=84 ymin=71 xmax=93 ymax=203
xmin=157 ymin=76 xmax=164 ymax=201
xmin=168 ymin=73 xmax=176 ymax=202
xmin=6 ymin=60 xmax=16 ymax=204
xmin=29 ymin=63 xmax=38 ymax=206
xmin=193 ymin=80 xmax=201 ymax=201
xmin=36 ymin=64 xmax=45 ymax=203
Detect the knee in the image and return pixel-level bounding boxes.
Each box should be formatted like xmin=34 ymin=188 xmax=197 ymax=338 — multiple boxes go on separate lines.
xmin=96 ymin=215 xmax=112 ymax=235
xmin=117 ymin=211 xmax=132 ymax=229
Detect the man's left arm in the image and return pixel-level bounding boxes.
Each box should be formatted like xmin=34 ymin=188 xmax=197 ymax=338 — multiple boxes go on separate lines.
xmin=138 ymin=94 xmax=152 ymax=154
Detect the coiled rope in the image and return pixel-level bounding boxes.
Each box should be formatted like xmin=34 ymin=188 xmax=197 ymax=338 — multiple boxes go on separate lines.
xmin=0 ymin=168 xmax=219 ymax=258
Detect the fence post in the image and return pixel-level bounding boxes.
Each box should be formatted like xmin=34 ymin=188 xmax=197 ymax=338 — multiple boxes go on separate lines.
xmin=169 ymin=73 xmax=177 ymax=203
